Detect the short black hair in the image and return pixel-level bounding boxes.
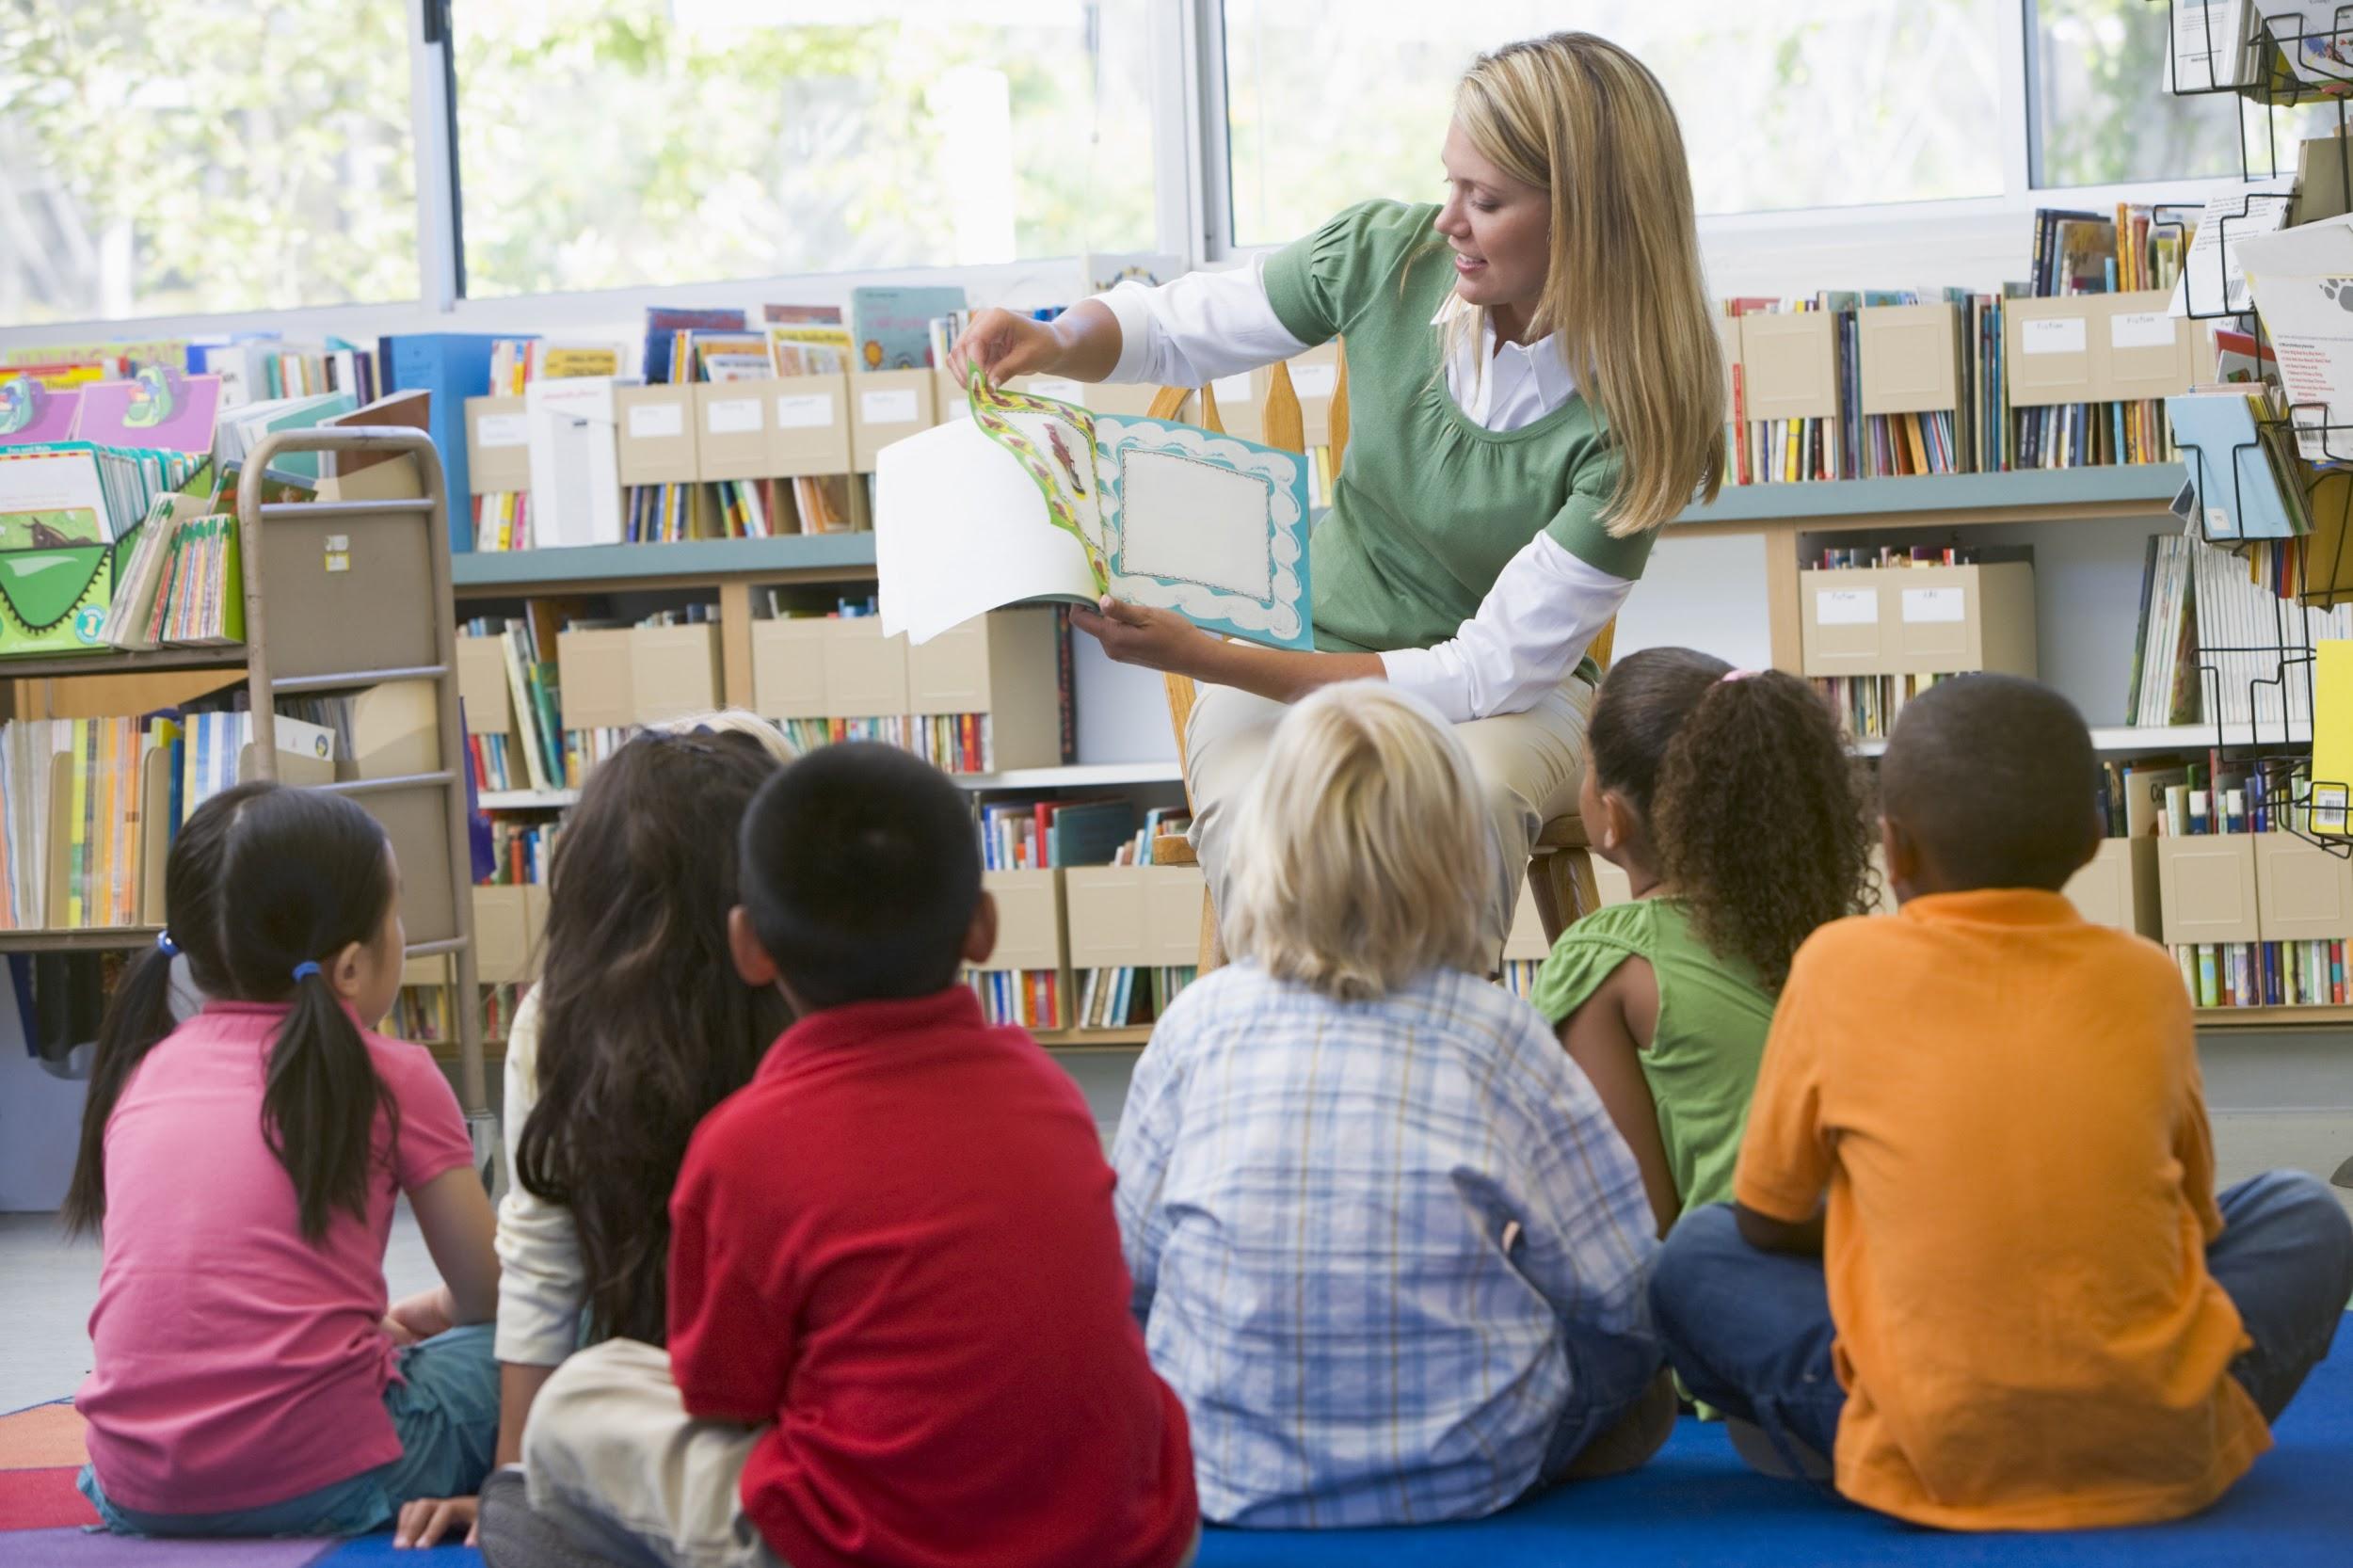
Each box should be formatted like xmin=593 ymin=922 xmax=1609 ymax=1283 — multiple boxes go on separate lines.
xmin=738 ymin=744 xmax=981 ymax=1011
xmin=1880 ymin=674 xmax=2099 ymax=892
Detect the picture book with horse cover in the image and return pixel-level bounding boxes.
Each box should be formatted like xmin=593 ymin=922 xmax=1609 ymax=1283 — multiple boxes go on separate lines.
xmin=875 ymin=374 xmax=1311 ymax=649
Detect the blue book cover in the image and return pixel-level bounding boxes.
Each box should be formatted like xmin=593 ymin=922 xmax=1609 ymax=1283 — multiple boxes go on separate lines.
xmin=850 ymin=286 xmax=966 ymax=371
xmin=2166 ymin=391 xmax=2298 ymax=540
xmin=375 ymin=333 xmax=521 ymax=549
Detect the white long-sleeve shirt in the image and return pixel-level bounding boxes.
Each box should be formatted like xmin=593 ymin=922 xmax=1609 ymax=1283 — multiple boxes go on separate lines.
xmin=492 ymin=989 xmax=581 ymax=1366
xmin=1092 ymin=260 xmax=1633 ymax=722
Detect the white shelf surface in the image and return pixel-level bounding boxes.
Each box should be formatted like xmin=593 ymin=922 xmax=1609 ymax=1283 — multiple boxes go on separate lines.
xmin=1850 ymin=723 xmax=2313 ymax=758
xmin=479 ymin=789 xmax=581 ymax=809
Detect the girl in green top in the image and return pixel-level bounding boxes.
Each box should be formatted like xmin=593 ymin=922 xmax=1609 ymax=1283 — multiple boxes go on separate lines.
xmin=947 ymin=32 xmax=1726 ymax=956
xmin=1531 ymin=648 xmax=1874 ymax=1236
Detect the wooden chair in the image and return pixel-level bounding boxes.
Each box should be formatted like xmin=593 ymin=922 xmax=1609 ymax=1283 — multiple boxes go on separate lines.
xmin=1146 ymin=349 xmax=1614 ymax=975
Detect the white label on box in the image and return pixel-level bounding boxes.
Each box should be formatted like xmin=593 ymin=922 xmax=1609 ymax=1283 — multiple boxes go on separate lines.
xmin=2110 ymin=311 xmax=2178 ymax=351
xmin=775 ymin=392 xmax=836 ymax=429
xmin=1816 ymin=587 xmax=1877 ymax=625
xmin=1211 ymin=372 xmax=1255 ymax=403
xmin=628 ymin=401 xmax=685 ymax=440
xmin=475 ymin=413 xmax=528 ymax=449
xmin=1290 ymin=363 xmax=1338 ymax=397
xmin=1901 ymin=586 xmax=1965 ymax=623
xmin=861 ymin=388 xmax=920 ymax=424
xmin=1029 ymin=377 xmax=1083 ymax=403
xmin=2021 ymin=316 xmax=2088 ymax=356
xmin=706 ymin=397 xmax=761 ymax=436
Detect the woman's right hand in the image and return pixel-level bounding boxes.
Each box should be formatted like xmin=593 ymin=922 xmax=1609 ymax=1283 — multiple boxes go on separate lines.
xmin=947 ymin=308 xmax=1065 ymax=391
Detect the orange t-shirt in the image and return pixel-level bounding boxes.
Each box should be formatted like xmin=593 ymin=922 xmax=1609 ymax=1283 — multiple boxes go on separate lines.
xmin=1735 ymin=889 xmax=2269 ymax=1531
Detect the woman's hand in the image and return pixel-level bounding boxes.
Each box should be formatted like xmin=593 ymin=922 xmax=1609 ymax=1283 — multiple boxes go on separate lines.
xmin=947 ymin=309 xmax=1064 ymax=390
xmin=1069 ymin=599 xmax=1222 ymax=680
xmin=394 ymin=1494 xmax=478 ymax=1549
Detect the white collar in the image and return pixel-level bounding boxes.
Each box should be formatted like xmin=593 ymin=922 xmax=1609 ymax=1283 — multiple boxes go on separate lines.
xmin=1429 ymin=292 xmax=1577 ymax=402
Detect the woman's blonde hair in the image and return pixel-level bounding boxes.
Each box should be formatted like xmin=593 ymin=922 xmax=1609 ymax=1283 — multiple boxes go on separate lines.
xmin=1451 ymin=31 xmax=1725 ymax=533
xmin=653 ymin=708 xmax=797 ymax=763
xmin=1224 ymin=682 xmax=1495 ymax=1000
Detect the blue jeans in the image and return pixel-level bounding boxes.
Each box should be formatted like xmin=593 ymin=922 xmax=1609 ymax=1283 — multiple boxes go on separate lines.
xmin=1650 ymin=1171 xmax=2353 ymax=1471
xmin=80 ymin=1322 xmax=500 ymax=1538
xmin=1531 ymin=1316 xmax=1670 ymax=1488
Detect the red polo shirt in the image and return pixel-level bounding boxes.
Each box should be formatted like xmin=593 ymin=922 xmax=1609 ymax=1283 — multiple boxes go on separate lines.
xmin=668 ymin=987 xmax=1196 ymax=1568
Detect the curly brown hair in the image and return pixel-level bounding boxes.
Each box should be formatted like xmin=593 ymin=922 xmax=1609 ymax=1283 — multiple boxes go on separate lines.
xmin=1588 ymin=648 xmax=1875 ymax=991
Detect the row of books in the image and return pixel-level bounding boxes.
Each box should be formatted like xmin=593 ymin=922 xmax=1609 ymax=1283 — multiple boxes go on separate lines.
xmin=2153 ymin=765 xmax=2346 ymax=1007
xmin=1814 ymin=673 xmax=1953 ymax=742
xmin=0 ymin=442 xmax=209 ymax=549
xmin=103 ymin=497 xmax=242 ymax=650
xmin=2167 ymin=1 xmax=2353 ymax=95
xmin=486 ymin=820 xmax=558 ymax=887
xmin=392 ymin=983 xmax=522 ymax=1049
xmin=978 ymin=798 xmax=1141 ymax=872
xmin=1072 ymin=813 xmax=1202 ymax=1030
xmin=968 ymin=968 xmax=1064 ymax=1031
xmin=462 ymin=614 xmax=564 ymax=794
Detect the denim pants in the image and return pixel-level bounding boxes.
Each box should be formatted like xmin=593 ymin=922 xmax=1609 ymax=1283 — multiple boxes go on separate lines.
xmin=81 ymin=1322 xmax=500 ymax=1538
xmin=1650 ymin=1171 xmax=2353 ymax=1468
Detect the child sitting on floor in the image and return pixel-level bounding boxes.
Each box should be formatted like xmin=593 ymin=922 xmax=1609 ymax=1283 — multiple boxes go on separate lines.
xmin=67 ymin=783 xmax=500 ymax=1538
xmin=395 ymin=713 xmax=794 ymax=1551
xmin=1531 ymin=649 xmax=1872 ymax=1233
xmin=506 ymin=743 xmax=1197 ymax=1568
xmin=1113 ymin=681 xmax=1668 ymax=1529
xmin=1651 ymin=673 xmax=2353 ymax=1529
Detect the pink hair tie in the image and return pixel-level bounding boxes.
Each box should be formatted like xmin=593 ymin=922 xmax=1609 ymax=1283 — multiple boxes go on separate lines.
xmin=1719 ymin=668 xmax=1762 ymax=683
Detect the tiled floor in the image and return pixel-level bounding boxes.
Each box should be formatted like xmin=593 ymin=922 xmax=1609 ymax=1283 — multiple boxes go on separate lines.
xmin=4 ymin=1113 xmax=2347 ymax=1416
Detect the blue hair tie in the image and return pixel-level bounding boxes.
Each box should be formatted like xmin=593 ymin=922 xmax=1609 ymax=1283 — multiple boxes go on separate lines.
xmin=155 ymin=932 xmax=178 ymax=957
xmin=291 ymin=961 xmax=322 ymax=984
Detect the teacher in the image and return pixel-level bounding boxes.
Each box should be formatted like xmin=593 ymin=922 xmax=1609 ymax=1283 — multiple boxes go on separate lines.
xmin=948 ymin=30 xmax=1724 ymax=953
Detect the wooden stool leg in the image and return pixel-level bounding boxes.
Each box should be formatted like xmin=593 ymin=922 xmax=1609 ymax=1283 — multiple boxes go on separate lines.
xmin=1528 ymin=848 xmax=1600 ymax=945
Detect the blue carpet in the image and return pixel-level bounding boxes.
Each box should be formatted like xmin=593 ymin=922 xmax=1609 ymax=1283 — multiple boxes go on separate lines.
xmin=96 ymin=1321 xmax=2353 ymax=1568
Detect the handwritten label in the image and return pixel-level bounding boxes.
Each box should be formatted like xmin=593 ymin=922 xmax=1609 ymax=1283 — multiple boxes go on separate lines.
xmin=2020 ymin=316 xmax=2088 ymax=356
xmin=628 ymin=402 xmax=684 ymax=440
xmin=1815 ymin=587 xmax=1877 ymax=626
xmin=1029 ymin=376 xmax=1083 ymax=403
xmin=2109 ymin=311 xmax=2178 ymax=351
xmin=1212 ymin=372 xmax=1256 ymax=403
xmin=475 ymin=413 xmax=528 ymax=449
xmin=1290 ymin=363 xmax=1338 ymax=397
xmin=775 ymin=392 xmax=836 ymax=429
xmin=1901 ymin=586 xmax=1965 ymax=624
xmin=861 ymin=388 xmax=920 ymax=425
xmin=705 ymin=398 xmax=761 ymax=436
xmin=323 ymin=534 xmax=350 ymax=575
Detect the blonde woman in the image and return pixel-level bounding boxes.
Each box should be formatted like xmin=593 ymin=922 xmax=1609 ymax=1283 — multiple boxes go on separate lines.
xmin=950 ymin=32 xmax=1723 ymax=952
xmin=1110 ymin=681 xmax=1668 ymax=1528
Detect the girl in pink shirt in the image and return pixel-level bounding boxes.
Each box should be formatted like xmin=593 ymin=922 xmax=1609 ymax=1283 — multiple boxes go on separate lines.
xmin=65 ymin=781 xmax=501 ymax=1538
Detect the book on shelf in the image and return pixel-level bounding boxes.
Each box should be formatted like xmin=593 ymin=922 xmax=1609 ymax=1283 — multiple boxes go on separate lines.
xmin=72 ymin=369 xmax=224 ymax=456
xmin=2169 ymin=0 xmax=2254 ymax=91
xmin=2311 ymin=640 xmax=2353 ymax=833
xmin=215 ymin=390 xmax=360 ymax=485
xmin=876 ymin=375 xmax=1314 ymax=650
xmin=0 ymin=376 xmax=83 ymax=444
xmin=377 ymin=334 xmax=514 ymax=541
xmin=850 ymin=286 xmax=967 ymax=372
xmin=2155 ymin=762 xmax=2349 ymax=1009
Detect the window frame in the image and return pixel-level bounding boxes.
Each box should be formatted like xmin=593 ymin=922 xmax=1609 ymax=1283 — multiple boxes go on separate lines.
xmin=0 ymin=0 xmax=2279 ymax=345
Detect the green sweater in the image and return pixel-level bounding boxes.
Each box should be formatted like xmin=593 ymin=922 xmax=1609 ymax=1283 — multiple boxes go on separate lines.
xmin=1528 ymin=897 xmax=1774 ymax=1213
xmin=1262 ymin=200 xmax=1656 ymax=655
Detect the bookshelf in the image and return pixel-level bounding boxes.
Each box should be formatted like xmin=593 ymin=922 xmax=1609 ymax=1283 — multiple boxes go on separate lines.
xmin=0 ymin=427 xmax=489 ymax=1112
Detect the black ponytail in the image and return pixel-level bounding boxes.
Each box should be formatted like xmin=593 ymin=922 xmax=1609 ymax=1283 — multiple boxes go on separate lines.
xmin=67 ymin=780 xmax=400 ymax=1243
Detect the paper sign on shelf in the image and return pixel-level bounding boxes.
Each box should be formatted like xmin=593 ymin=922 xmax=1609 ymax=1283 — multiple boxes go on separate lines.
xmin=2021 ymin=317 xmax=2088 ymax=356
xmin=628 ymin=403 xmax=685 ymax=440
xmin=1901 ymin=586 xmax=1965 ymax=624
xmin=706 ymin=398 xmax=761 ymax=436
xmin=2110 ymin=312 xmax=2179 ymax=351
xmin=776 ymin=393 xmax=835 ymax=429
xmin=1030 ymin=377 xmax=1084 ymax=403
xmin=475 ymin=413 xmax=528 ymax=448
xmin=1211 ymin=373 xmax=1255 ymax=403
xmin=861 ymin=388 xmax=920 ymax=424
xmin=1816 ymin=588 xmax=1877 ymax=625
xmin=1290 ymin=363 xmax=1338 ymax=397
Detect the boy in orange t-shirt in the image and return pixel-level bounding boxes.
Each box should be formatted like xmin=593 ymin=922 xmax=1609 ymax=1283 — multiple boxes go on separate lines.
xmin=1651 ymin=674 xmax=2353 ymax=1531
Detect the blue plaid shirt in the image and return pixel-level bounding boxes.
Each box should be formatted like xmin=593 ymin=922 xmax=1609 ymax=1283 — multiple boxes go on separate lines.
xmin=1112 ymin=962 xmax=1658 ymax=1528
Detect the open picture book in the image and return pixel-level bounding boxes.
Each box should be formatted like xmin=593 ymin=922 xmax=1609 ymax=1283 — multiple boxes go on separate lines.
xmin=876 ymin=375 xmax=1311 ymax=648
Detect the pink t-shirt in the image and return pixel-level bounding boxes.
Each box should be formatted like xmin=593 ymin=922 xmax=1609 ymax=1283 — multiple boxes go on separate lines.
xmin=76 ymin=1001 xmax=475 ymax=1514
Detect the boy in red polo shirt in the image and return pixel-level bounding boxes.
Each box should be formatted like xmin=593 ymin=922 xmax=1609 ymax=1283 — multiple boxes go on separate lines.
xmin=506 ymin=744 xmax=1197 ymax=1568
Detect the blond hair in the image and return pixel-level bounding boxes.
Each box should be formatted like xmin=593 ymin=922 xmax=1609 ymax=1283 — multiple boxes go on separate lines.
xmin=1451 ymin=31 xmax=1725 ymax=532
xmin=652 ymin=709 xmax=797 ymax=763
xmin=1224 ymin=682 xmax=1495 ymax=1000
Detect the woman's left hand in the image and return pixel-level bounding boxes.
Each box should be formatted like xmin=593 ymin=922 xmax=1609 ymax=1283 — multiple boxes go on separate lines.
xmin=1069 ymin=598 xmax=1219 ymax=679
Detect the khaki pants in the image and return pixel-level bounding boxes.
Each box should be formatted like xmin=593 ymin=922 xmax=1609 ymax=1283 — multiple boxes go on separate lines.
xmin=522 ymin=1338 xmax=783 ymax=1568
xmin=1184 ymin=676 xmax=1597 ymax=964
xmin=522 ymin=1340 xmax=1203 ymax=1568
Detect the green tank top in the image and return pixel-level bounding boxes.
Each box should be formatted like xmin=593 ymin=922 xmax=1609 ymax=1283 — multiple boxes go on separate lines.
xmin=1260 ymin=200 xmax=1655 ymax=659
xmin=1527 ymin=897 xmax=1774 ymax=1212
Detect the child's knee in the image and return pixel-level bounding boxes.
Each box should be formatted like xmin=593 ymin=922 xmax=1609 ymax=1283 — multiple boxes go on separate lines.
xmin=1648 ymin=1205 xmax=1741 ymax=1331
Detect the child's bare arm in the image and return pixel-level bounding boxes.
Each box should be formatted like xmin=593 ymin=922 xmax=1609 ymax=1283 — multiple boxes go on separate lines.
xmin=1556 ymin=959 xmax=1679 ymax=1237
xmin=408 ymin=1165 xmax=500 ymax=1325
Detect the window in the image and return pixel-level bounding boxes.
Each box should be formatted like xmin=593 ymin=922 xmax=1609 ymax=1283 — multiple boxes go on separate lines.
xmin=0 ymin=1 xmax=418 ymax=327
xmin=1220 ymin=0 xmax=2008 ymax=248
xmin=2028 ymin=0 xmax=2294 ymax=186
xmin=452 ymin=0 xmax=1159 ymax=299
